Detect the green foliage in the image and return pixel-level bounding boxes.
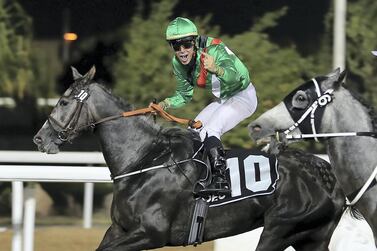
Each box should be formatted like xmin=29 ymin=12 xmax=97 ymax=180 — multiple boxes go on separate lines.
xmin=0 ymin=0 xmax=33 ymax=100
xmin=346 ymin=0 xmax=377 ymax=105
xmin=113 ymin=0 xmax=176 ymax=104
xmin=251 ymin=7 xmax=289 ymax=33
xmin=29 ymin=42 xmax=61 ymax=99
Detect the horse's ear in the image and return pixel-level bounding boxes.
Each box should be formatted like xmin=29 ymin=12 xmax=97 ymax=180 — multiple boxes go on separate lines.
xmin=326 ymin=68 xmax=341 ymax=79
xmin=338 ymin=69 xmax=347 ymax=85
xmin=323 ymin=68 xmax=342 ymax=90
xmin=83 ymin=65 xmax=96 ymax=83
xmin=71 ymin=66 xmax=83 ymax=80
xmin=338 ymin=70 xmax=347 ymax=83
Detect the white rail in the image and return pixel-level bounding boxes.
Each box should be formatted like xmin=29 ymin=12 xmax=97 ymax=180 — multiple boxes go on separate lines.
xmin=0 ymin=165 xmax=111 ymax=183
xmin=0 ymin=150 xmax=105 ymax=164
xmin=0 ymin=151 xmax=110 ymax=251
xmin=0 ymin=97 xmax=59 ymax=108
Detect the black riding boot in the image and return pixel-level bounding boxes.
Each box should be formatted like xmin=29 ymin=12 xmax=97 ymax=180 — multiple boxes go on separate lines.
xmin=197 ymin=136 xmax=231 ymax=196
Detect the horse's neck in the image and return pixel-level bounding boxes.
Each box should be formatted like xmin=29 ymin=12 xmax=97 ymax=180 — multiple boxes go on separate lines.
xmin=89 ymin=86 xmax=159 ymax=175
xmin=101 ymin=118 xmax=158 ymax=166
xmin=322 ymin=89 xmax=373 ymax=134
xmin=323 ymin=89 xmax=377 ymax=190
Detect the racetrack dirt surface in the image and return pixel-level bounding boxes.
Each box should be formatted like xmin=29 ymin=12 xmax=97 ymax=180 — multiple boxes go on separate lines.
xmin=1 ymin=226 xmax=213 ymax=251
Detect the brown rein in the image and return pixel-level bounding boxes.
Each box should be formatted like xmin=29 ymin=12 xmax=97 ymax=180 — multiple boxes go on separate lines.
xmin=122 ymin=103 xmax=203 ymax=129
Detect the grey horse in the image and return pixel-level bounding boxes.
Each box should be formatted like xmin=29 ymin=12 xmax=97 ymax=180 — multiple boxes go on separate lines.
xmin=249 ymin=68 xmax=377 ymax=246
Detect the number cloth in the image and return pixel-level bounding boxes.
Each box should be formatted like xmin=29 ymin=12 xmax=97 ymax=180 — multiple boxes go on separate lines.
xmin=206 ymin=148 xmax=279 ymax=207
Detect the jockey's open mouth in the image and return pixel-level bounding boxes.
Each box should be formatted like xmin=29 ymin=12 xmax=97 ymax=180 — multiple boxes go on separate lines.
xmin=177 ymin=52 xmax=191 ymax=64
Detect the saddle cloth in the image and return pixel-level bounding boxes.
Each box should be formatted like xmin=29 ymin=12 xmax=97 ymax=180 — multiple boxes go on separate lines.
xmin=208 ymin=148 xmax=279 ymax=207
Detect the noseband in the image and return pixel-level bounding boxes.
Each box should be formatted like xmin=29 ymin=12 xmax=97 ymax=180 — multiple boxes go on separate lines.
xmin=48 ymin=89 xmax=91 ymax=142
xmin=283 ymin=78 xmax=334 ymax=141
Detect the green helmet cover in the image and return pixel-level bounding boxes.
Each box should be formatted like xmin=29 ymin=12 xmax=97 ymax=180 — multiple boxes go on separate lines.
xmin=166 ymin=17 xmax=198 ymax=40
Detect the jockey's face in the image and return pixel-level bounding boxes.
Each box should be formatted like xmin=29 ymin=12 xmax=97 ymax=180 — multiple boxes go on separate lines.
xmin=170 ymin=38 xmax=195 ymax=65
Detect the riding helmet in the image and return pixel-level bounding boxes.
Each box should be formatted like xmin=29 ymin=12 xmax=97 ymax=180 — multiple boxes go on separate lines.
xmin=166 ymin=17 xmax=198 ymax=41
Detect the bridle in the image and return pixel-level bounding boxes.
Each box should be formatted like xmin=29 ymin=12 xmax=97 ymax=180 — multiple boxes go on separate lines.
xmin=281 ymin=78 xmax=377 ymax=141
xmin=283 ymin=78 xmax=334 ymax=141
xmin=281 ymin=77 xmax=377 ymax=206
xmin=48 ymin=89 xmax=93 ymax=142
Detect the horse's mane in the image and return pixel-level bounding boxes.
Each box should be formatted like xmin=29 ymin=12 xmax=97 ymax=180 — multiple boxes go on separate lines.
xmin=282 ymin=148 xmax=337 ymax=195
xmin=93 ymin=82 xmax=134 ymax=111
xmin=70 ymin=79 xmax=133 ymax=112
xmin=343 ymin=84 xmax=377 ymax=131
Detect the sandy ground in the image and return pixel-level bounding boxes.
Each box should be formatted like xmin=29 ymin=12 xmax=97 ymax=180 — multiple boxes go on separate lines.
xmin=0 ymin=226 xmax=213 ymax=251
xmin=2 ymin=212 xmax=376 ymax=251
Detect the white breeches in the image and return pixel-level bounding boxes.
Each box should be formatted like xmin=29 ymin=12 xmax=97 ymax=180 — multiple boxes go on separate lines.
xmin=195 ymin=84 xmax=258 ymax=141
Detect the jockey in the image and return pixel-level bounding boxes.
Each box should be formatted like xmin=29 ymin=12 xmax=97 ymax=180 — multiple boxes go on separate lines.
xmin=159 ymin=17 xmax=258 ymax=196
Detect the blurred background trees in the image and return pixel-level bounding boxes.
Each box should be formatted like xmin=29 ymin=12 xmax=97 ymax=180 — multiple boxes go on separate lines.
xmin=0 ymin=0 xmax=33 ymax=101
xmin=346 ymin=0 xmax=377 ymax=105
xmin=0 ymin=0 xmax=376 ymax=149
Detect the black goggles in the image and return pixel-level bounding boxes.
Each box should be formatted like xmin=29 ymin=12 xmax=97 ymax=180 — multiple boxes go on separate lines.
xmin=169 ymin=38 xmax=195 ymax=51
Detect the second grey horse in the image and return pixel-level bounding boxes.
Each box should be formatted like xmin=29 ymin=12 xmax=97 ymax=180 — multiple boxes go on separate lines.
xmin=248 ymin=68 xmax=377 ymax=245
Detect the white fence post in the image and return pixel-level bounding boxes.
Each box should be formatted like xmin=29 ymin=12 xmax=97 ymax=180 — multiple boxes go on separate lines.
xmin=11 ymin=181 xmax=23 ymax=251
xmin=83 ymin=182 xmax=94 ymax=229
xmin=1 ymin=151 xmax=109 ymax=251
xmin=333 ymin=0 xmax=347 ymax=70
xmin=23 ymin=183 xmax=36 ymax=251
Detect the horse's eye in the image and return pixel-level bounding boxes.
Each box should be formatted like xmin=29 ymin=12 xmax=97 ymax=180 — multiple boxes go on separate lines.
xmin=292 ymin=90 xmax=309 ymax=109
xmin=297 ymin=95 xmax=306 ymax=102
xmin=59 ymin=100 xmax=69 ymax=106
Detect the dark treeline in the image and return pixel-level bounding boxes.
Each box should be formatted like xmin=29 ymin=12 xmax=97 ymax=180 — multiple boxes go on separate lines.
xmin=1 ymin=0 xmax=377 ymax=150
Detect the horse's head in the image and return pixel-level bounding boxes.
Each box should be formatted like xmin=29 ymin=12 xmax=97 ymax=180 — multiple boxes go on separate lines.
xmin=33 ymin=66 xmax=97 ymax=153
xmin=249 ymin=68 xmax=346 ymax=143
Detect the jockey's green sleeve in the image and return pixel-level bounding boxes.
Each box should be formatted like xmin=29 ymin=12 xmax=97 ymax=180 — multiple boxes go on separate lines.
xmin=163 ymin=61 xmax=194 ymax=109
xmin=163 ymin=38 xmax=250 ymax=109
xmin=212 ymin=45 xmax=249 ymax=95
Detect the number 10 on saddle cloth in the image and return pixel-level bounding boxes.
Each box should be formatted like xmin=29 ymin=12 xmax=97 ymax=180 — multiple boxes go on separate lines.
xmin=207 ymin=148 xmax=278 ymax=207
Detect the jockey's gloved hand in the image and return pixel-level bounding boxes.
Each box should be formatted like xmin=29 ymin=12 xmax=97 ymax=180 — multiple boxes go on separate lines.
xmin=158 ymin=101 xmax=168 ymax=110
xmin=149 ymin=100 xmax=169 ymax=110
xmin=201 ymin=52 xmax=224 ymax=77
